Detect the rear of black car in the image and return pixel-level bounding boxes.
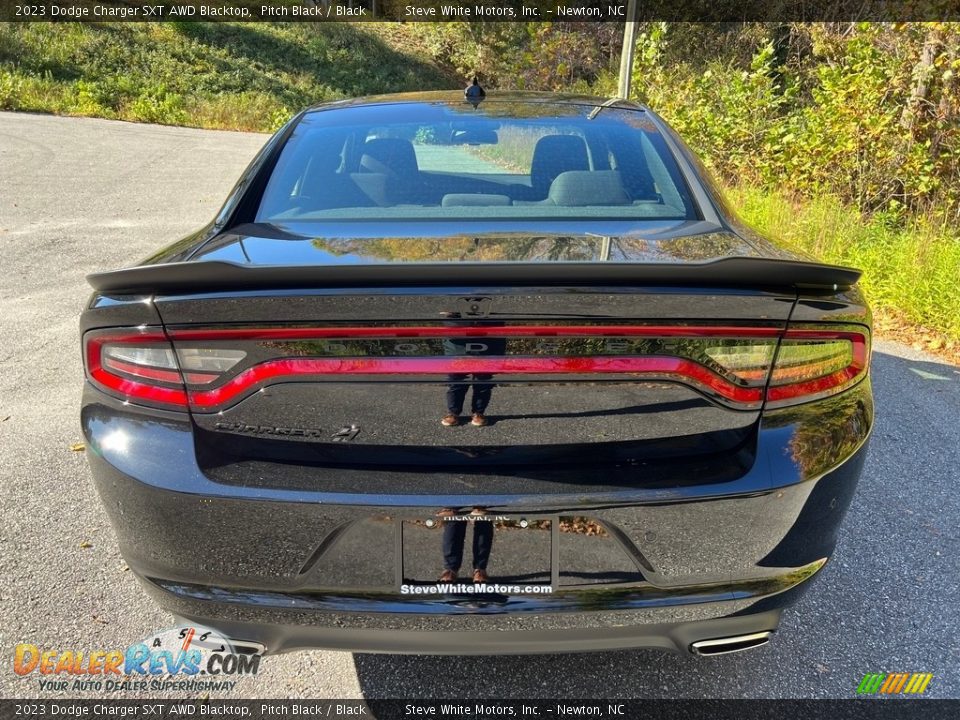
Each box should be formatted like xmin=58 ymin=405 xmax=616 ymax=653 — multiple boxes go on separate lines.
xmin=80 ymin=93 xmax=872 ymax=655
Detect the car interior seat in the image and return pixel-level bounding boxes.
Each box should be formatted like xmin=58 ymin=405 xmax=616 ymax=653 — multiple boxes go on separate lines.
xmin=528 ymin=135 xmax=591 ymax=199
xmin=352 ymin=138 xmax=422 ymax=205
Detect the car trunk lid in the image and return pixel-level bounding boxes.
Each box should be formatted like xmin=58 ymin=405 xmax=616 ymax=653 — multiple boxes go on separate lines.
xmin=87 ymin=246 xmax=863 ymax=486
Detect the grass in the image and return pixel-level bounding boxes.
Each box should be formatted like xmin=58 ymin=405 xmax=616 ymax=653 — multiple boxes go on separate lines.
xmin=728 ymin=185 xmax=960 ymax=350
xmin=471 ymin=126 xmax=566 ymax=172
xmin=0 ymin=22 xmax=459 ymax=131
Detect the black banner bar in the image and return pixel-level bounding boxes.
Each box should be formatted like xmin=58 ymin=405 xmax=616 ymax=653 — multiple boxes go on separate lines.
xmin=4 ymin=0 xmax=960 ymax=22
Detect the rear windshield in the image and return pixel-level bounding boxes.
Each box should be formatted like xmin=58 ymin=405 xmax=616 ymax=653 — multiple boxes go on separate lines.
xmin=256 ymin=102 xmax=698 ymax=223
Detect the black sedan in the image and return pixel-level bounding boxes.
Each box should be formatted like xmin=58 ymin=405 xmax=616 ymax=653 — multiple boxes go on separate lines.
xmin=81 ymin=92 xmax=872 ymax=656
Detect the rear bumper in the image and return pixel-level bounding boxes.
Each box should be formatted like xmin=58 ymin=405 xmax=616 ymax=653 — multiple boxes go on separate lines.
xmin=166 ymin=597 xmax=783 ymax=655
xmin=83 ymin=377 xmax=872 ymax=654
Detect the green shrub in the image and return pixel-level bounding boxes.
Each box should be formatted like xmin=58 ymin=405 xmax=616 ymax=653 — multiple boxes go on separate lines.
xmin=126 ymin=85 xmax=187 ymax=125
xmin=0 ymin=70 xmax=23 ymax=110
xmin=730 ymin=185 xmax=960 ymax=340
xmin=633 ymin=24 xmax=960 ymax=222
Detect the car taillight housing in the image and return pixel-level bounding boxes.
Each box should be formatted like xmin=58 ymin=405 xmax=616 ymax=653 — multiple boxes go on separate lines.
xmin=766 ymin=325 xmax=870 ymax=407
xmin=83 ymin=328 xmax=245 ymax=410
xmin=83 ymin=323 xmax=869 ymax=412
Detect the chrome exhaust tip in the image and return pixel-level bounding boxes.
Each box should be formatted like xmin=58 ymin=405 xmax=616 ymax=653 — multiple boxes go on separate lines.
xmin=690 ymin=631 xmax=772 ymax=656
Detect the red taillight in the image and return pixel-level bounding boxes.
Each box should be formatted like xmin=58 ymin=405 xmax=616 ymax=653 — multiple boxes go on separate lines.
xmin=84 ymin=329 xmax=250 ymax=409
xmin=185 ymin=355 xmax=768 ymax=410
xmin=85 ymin=324 xmax=869 ymax=412
xmin=84 ymin=329 xmax=189 ymax=409
xmin=167 ymin=323 xmax=782 ymax=412
xmin=765 ymin=327 xmax=870 ymax=407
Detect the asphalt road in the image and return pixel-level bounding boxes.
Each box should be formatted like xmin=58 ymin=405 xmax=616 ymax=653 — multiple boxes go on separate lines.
xmin=1 ymin=112 xmax=958 ymax=701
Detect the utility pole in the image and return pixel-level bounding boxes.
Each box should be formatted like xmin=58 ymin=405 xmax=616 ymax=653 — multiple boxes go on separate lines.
xmin=617 ymin=0 xmax=639 ymax=100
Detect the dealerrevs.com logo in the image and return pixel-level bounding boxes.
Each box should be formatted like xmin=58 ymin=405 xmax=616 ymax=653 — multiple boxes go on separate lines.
xmin=14 ymin=626 xmax=261 ymax=693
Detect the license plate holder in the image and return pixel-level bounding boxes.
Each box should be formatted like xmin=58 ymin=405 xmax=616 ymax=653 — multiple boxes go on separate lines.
xmin=401 ymin=514 xmax=554 ymax=589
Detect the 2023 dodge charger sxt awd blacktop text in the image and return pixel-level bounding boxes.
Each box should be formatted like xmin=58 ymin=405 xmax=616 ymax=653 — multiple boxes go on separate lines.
xmin=81 ymin=93 xmax=872 ymax=656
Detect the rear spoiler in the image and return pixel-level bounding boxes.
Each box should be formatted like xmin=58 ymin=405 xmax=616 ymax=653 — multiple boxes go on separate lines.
xmin=87 ymin=257 xmax=861 ymax=295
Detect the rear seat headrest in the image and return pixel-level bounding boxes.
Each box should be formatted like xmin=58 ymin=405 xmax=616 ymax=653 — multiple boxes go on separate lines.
xmin=360 ymin=138 xmax=419 ymax=176
xmin=548 ymin=171 xmax=630 ymax=207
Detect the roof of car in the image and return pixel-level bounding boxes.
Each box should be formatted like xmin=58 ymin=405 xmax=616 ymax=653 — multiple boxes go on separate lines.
xmin=305 ymin=90 xmax=646 ymax=114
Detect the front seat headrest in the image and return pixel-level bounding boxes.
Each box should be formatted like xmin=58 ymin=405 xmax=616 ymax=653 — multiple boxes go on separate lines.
xmin=359 ymin=138 xmax=419 ymax=176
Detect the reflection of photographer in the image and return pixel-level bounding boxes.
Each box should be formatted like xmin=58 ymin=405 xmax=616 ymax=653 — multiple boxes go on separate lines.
xmin=439 ymin=313 xmax=506 ymax=427
xmin=438 ymin=508 xmax=492 ymax=583
xmin=464 ymin=76 xmax=485 ymax=108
